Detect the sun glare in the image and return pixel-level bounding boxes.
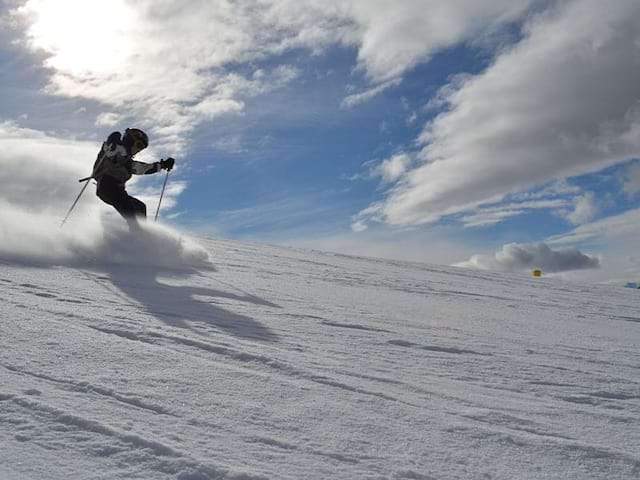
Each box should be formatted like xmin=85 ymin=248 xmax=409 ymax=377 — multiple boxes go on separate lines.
xmin=20 ymin=0 xmax=135 ymax=76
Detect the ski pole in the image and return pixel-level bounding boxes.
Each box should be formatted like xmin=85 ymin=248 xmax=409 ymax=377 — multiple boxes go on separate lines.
xmin=60 ymin=178 xmax=91 ymax=228
xmin=154 ymin=170 xmax=170 ymax=222
xmin=61 ymin=144 xmax=109 ymax=228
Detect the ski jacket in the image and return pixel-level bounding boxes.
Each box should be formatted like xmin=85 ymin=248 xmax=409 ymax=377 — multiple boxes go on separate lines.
xmin=93 ymin=131 xmax=160 ymax=186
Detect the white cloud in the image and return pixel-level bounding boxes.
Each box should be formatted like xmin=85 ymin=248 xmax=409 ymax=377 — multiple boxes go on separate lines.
xmin=348 ymin=153 xmax=415 ymax=185
xmin=350 ymin=202 xmax=385 ymax=231
xmin=257 ymin=0 xmax=535 ymax=83
xmin=548 ymin=208 xmax=640 ymax=247
xmin=510 ymin=180 xmax=581 ymax=201
xmin=561 ymin=191 xmax=599 ymax=226
xmin=133 ymin=180 xmax=187 ymax=220
xmin=460 ymin=209 xmax=524 ymax=228
xmin=11 ymin=1 xmax=304 ymax=151
xmin=95 ymin=112 xmax=122 ymax=128
xmin=460 ymin=199 xmax=571 ymax=228
xmin=336 ymin=0 xmax=535 ymax=106
xmin=351 ymin=221 xmax=368 ymax=233
xmin=341 ymin=78 xmax=401 ymax=109
xmin=335 ymin=0 xmax=535 ymax=83
xmin=373 ymin=153 xmax=413 ymax=184
xmin=622 ymin=162 xmax=640 ymax=196
xmin=8 ymin=0 xmax=539 ymax=148
xmin=359 ymin=0 xmax=640 ymax=227
xmin=543 ymin=207 xmax=640 ymax=282
xmin=0 ymin=121 xmax=97 ymax=214
xmin=457 ymin=242 xmax=600 ymax=273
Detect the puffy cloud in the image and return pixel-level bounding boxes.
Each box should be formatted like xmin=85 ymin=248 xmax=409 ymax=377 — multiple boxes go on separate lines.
xmin=457 ymin=242 xmax=600 ymax=273
xmin=8 ymin=0 xmax=537 ymax=150
xmin=333 ymin=0 xmax=535 ymax=83
xmin=10 ymin=0 xmax=304 ymax=150
xmin=274 ymin=0 xmax=535 ymax=104
xmin=360 ymin=0 xmax=640 ymax=227
xmin=255 ymin=0 xmax=535 ymax=82
xmin=95 ymin=112 xmax=122 ymax=128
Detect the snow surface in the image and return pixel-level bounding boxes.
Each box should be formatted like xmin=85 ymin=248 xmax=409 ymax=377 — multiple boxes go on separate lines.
xmin=1 ymin=223 xmax=640 ymax=479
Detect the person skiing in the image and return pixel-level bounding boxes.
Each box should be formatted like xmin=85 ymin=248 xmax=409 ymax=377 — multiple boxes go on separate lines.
xmin=92 ymin=128 xmax=174 ymax=229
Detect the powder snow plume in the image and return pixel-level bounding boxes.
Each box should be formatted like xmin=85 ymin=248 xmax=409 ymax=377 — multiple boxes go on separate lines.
xmin=0 ymin=203 xmax=211 ymax=270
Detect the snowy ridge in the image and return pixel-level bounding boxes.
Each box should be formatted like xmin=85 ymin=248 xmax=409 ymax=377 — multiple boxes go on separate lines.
xmin=1 ymin=231 xmax=640 ymax=479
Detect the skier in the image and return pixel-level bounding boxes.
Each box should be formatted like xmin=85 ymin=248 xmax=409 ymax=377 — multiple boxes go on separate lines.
xmin=92 ymin=128 xmax=175 ymax=229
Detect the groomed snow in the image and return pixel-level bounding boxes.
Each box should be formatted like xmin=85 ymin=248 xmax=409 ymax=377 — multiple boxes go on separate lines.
xmin=1 ymin=223 xmax=639 ymax=479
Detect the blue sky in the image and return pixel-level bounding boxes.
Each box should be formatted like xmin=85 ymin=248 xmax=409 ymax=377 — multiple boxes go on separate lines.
xmin=2 ymin=0 xmax=640 ymax=282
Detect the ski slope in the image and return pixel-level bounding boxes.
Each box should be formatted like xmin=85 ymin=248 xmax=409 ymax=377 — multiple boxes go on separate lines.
xmin=1 ymin=225 xmax=639 ymax=479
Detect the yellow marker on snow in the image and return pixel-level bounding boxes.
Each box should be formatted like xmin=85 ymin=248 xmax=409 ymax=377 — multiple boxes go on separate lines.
xmin=532 ymin=269 xmax=542 ymax=277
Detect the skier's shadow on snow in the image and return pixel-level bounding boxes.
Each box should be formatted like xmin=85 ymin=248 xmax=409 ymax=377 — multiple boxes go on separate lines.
xmin=97 ymin=264 xmax=280 ymax=342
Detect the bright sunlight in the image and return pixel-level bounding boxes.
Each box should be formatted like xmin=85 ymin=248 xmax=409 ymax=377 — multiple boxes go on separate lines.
xmin=17 ymin=0 xmax=135 ymax=76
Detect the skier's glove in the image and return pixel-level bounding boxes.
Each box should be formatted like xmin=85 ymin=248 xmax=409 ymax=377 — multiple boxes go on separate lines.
xmin=160 ymin=157 xmax=175 ymax=171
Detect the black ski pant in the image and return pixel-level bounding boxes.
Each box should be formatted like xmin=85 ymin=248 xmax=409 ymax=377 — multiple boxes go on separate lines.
xmin=97 ymin=175 xmax=147 ymax=225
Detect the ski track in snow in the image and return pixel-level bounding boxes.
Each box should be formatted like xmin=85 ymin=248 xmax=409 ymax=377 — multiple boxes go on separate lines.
xmin=1 ymin=235 xmax=640 ymax=479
